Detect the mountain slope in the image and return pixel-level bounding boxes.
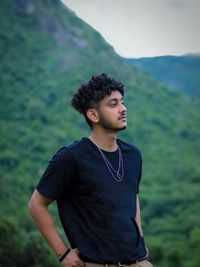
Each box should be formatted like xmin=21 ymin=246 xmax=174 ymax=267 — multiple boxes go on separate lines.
xmin=124 ymin=55 xmax=200 ymax=97
xmin=0 ymin=1 xmax=200 ymax=267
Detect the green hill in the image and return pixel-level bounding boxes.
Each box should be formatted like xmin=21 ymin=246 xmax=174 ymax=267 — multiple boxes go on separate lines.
xmin=124 ymin=55 xmax=200 ymax=97
xmin=0 ymin=1 xmax=200 ymax=267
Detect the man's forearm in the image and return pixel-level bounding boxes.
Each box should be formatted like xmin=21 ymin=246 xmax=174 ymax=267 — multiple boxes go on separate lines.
xmin=135 ymin=194 xmax=143 ymax=236
xmin=29 ymin=193 xmax=68 ymax=257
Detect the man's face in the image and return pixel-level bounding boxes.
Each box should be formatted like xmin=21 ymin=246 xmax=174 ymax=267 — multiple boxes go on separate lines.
xmin=97 ymin=90 xmax=127 ymax=132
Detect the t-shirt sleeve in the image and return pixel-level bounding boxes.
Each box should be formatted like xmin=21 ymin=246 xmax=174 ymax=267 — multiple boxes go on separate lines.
xmin=136 ymin=154 xmax=142 ymax=194
xmin=36 ymin=147 xmax=76 ymax=200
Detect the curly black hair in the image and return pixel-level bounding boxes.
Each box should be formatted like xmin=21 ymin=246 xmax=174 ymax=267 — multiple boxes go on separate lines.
xmin=71 ymin=73 xmax=124 ymax=127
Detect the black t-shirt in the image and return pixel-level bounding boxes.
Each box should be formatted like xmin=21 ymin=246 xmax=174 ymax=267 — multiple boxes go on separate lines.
xmin=36 ymin=137 xmax=148 ymax=263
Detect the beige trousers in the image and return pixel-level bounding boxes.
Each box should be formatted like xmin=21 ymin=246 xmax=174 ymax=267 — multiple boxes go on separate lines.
xmin=85 ymin=260 xmax=153 ymax=267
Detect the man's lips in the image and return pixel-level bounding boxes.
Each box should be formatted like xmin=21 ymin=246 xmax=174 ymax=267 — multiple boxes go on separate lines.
xmin=118 ymin=115 xmax=126 ymax=121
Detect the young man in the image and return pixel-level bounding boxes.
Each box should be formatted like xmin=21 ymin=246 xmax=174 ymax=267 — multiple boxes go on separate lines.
xmin=29 ymin=73 xmax=153 ymax=267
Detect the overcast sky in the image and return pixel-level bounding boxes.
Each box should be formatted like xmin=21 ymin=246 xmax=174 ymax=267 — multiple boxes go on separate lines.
xmin=61 ymin=0 xmax=200 ymax=58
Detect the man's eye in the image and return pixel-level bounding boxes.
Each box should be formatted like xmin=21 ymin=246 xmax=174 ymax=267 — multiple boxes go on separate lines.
xmin=110 ymin=103 xmax=116 ymax=107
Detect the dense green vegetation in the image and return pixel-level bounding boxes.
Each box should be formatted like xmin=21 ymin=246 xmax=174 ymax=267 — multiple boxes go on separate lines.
xmin=0 ymin=1 xmax=200 ymax=266
xmin=124 ymin=55 xmax=200 ymax=97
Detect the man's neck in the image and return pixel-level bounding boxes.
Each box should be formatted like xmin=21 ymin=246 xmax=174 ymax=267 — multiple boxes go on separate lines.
xmin=89 ymin=131 xmax=118 ymax=152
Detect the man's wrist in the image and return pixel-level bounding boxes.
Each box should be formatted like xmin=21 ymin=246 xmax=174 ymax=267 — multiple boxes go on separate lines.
xmin=59 ymin=248 xmax=71 ymax=262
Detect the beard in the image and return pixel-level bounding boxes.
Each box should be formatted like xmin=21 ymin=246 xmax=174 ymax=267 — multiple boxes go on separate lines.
xmin=99 ymin=114 xmax=126 ymax=132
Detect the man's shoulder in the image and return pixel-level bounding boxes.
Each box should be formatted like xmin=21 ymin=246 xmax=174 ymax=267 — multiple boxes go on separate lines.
xmin=52 ymin=138 xmax=88 ymax=162
xmin=117 ymin=139 xmax=141 ymax=157
xmin=51 ymin=146 xmax=73 ymax=163
xmin=67 ymin=137 xmax=89 ymax=152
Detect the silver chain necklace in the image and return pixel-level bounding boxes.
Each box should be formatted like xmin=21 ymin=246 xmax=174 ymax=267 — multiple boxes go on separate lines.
xmin=91 ymin=139 xmax=124 ymax=182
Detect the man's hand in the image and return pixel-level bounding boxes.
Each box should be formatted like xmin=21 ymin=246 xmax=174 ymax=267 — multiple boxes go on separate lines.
xmin=61 ymin=248 xmax=86 ymax=267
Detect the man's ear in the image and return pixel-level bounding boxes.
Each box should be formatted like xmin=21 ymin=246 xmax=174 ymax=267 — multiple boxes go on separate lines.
xmin=86 ymin=109 xmax=99 ymax=124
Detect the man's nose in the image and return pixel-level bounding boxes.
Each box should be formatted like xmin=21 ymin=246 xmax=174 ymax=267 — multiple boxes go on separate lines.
xmin=119 ymin=103 xmax=127 ymax=113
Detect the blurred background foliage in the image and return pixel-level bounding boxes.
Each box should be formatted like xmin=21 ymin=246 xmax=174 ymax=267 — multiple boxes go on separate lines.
xmin=0 ymin=0 xmax=200 ymax=266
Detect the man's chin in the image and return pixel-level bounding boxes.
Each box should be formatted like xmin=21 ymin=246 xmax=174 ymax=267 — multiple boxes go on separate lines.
xmin=118 ymin=125 xmax=127 ymax=131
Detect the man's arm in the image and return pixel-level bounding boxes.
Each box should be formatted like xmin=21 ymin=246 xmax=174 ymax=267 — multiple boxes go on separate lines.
xmin=28 ymin=190 xmax=85 ymax=267
xmin=135 ymin=194 xmax=143 ymax=236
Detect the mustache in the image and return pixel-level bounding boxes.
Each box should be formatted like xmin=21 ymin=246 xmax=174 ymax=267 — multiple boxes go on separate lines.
xmin=118 ymin=113 xmax=126 ymax=120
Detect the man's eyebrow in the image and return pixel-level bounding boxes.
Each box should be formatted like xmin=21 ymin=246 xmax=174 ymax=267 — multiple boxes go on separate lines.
xmin=107 ymin=97 xmax=123 ymax=102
